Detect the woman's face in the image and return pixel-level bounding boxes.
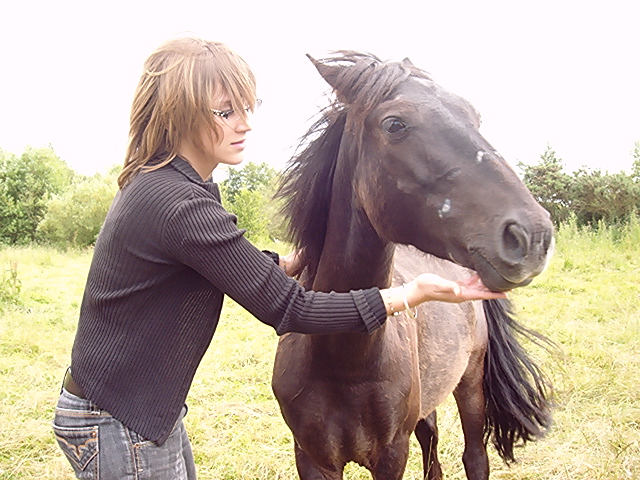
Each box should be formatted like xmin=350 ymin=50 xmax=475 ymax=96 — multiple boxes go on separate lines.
xmin=203 ymin=95 xmax=253 ymax=168
xmin=178 ymin=93 xmax=259 ymax=180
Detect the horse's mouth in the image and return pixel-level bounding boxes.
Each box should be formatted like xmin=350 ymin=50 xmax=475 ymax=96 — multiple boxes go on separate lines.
xmin=470 ymin=250 xmax=533 ymax=292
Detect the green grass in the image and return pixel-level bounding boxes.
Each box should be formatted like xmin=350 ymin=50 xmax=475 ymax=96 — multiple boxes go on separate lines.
xmin=1 ymin=222 xmax=639 ymax=479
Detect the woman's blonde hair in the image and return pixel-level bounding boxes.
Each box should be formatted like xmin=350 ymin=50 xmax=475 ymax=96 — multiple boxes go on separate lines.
xmin=118 ymin=36 xmax=257 ymax=188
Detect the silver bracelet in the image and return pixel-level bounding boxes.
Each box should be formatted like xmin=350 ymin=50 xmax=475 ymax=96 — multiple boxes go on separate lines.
xmin=386 ymin=294 xmax=400 ymax=316
xmin=402 ymin=283 xmax=418 ymax=318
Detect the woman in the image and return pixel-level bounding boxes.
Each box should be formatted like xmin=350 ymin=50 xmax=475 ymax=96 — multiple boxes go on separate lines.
xmin=52 ymin=35 xmax=506 ymax=479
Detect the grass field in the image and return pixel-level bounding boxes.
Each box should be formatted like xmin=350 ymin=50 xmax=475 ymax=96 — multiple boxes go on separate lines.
xmin=1 ymin=219 xmax=639 ymax=479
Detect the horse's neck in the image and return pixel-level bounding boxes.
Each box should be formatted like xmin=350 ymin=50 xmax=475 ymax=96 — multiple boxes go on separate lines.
xmin=304 ymin=160 xmax=395 ymax=360
xmin=313 ymin=202 xmax=395 ymax=292
xmin=308 ymin=146 xmax=394 ymax=293
xmin=308 ymin=327 xmax=389 ymax=375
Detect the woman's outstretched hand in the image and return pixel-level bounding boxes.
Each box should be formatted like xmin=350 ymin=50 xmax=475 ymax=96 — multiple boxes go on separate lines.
xmin=413 ymin=273 xmax=508 ymax=304
xmin=381 ymin=273 xmax=508 ymax=317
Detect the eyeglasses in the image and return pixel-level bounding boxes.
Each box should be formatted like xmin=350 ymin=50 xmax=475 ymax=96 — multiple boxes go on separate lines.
xmin=211 ymin=99 xmax=262 ymax=126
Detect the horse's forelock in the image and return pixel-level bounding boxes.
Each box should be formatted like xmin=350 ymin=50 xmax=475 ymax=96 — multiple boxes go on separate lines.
xmin=331 ymin=53 xmax=413 ymax=115
xmin=326 ymin=52 xmax=430 ymax=150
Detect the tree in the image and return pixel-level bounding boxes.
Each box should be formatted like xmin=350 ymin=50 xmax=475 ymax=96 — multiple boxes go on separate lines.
xmin=229 ymin=188 xmax=271 ymax=242
xmin=221 ymin=162 xmax=285 ymax=242
xmin=0 ymin=147 xmax=74 ymax=244
xmin=222 ymin=161 xmax=278 ymax=203
xmin=518 ymin=145 xmax=573 ymax=224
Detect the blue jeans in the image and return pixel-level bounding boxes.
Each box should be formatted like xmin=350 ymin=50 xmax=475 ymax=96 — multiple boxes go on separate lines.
xmin=52 ymin=387 xmax=197 ymax=479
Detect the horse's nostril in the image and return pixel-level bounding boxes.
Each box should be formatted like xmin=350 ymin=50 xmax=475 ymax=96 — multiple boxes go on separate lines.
xmin=543 ymin=229 xmax=554 ymax=251
xmin=502 ymin=223 xmax=529 ymax=260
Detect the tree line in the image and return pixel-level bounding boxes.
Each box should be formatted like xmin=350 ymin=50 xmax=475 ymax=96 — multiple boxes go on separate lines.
xmin=519 ymin=143 xmax=640 ymax=226
xmin=0 ymin=147 xmax=283 ymax=248
xmin=1 ymin=143 xmax=639 ymax=249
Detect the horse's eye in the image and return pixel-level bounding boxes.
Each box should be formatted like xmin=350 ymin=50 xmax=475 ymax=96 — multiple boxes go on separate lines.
xmin=382 ymin=117 xmax=407 ymax=135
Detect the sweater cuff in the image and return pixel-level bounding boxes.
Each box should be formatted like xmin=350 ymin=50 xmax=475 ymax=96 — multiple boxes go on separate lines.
xmin=261 ymin=250 xmax=280 ymax=266
xmin=353 ymin=288 xmax=387 ymax=333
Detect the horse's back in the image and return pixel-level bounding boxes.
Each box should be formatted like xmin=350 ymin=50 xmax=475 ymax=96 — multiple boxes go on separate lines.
xmin=393 ymin=245 xmax=487 ymax=417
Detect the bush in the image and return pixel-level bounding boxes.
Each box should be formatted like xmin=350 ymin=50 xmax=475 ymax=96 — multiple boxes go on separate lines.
xmin=37 ymin=168 xmax=119 ymax=248
xmin=520 ymin=144 xmax=640 ymax=226
xmin=0 ymin=261 xmax=21 ymax=306
xmin=570 ymin=170 xmax=640 ymax=225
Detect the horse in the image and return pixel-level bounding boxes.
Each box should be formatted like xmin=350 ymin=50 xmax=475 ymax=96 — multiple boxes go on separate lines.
xmin=271 ymin=51 xmax=555 ymax=480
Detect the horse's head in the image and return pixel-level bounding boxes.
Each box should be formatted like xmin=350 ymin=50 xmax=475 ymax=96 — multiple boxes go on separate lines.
xmin=310 ymin=52 xmax=554 ymax=291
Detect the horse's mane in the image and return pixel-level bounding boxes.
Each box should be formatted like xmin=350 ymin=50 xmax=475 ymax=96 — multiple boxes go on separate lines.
xmin=276 ymin=51 xmax=432 ymax=283
xmin=276 ymin=107 xmax=347 ymax=284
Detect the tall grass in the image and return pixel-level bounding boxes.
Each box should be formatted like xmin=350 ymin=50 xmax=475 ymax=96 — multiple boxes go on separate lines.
xmin=0 ymin=221 xmax=638 ymax=479
xmin=0 ymin=248 xmax=92 ymax=479
xmin=0 ymin=261 xmax=20 ymax=306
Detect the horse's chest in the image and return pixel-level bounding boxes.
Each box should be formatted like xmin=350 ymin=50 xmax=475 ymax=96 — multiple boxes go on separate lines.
xmin=289 ymin=376 xmax=420 ymax=464
xmin=273 ymin=330 xmax=421 ymax=464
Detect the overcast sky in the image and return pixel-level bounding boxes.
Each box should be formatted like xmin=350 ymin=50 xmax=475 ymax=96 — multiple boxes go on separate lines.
xmin=1 ymin=0 xmax=638 ymax=177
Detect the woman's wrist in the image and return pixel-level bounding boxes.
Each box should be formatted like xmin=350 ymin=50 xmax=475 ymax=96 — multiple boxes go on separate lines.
xmin=403 ymin=279 xmax=422 ymax=307
xmin=278 ymin=256 xmax=288 ymax=276
xmin=381 ymin=284 xmax=418 ymax=317
xmin=280 ymin=250 xmax=304 ymax=278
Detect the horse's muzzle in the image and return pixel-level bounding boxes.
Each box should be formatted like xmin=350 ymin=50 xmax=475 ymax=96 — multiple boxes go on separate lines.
xmin=470 ymin=222 xmax=555 ymax=292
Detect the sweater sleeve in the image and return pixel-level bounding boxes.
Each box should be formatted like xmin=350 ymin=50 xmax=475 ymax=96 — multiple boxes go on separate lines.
xmin=163 ymin=195 xmax=387 ymax=335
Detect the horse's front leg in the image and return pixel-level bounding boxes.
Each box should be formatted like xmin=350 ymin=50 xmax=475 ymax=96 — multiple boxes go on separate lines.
xmin=453 ymin=360 xmax=489 ymax=480
xmin=294 ymin=442 xmax=344 ymax=480
xmin=414 ymin=411 xmax=443 ymax=480
xmin=369 ymin=433 xmax=412 ymax=480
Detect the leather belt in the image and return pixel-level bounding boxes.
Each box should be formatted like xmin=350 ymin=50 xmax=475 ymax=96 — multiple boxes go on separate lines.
xmin=63 ymin=369 xmax=86 ymax=399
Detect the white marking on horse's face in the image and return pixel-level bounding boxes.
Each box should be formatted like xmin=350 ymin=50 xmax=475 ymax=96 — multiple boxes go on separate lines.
xmin=476 ymin=151 xmax=485 ymax=163
xmin=438 ymin=199 xmax=452 ymax=218
xmin=540 ymin=236 xmax=556 ymax=275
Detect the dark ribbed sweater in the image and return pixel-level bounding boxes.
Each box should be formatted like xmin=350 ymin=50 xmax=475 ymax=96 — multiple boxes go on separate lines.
xmin=70 ymin=158 xmax=387 ymax=445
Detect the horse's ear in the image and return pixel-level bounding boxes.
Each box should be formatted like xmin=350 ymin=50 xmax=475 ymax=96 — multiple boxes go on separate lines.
xmin=306 ymin=54 xmax=343 ymax=91
xmin=402 ymin=57 xmax=414 ymax=66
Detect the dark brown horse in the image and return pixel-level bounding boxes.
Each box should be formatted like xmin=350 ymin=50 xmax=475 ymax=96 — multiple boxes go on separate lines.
xmin=272 ymin=52 xmax=555 ymax=480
